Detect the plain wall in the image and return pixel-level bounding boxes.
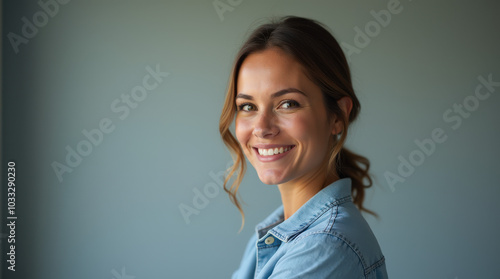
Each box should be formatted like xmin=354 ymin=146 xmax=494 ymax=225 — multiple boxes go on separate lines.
xmin=1 ymin=0 xmax=499 ymax=278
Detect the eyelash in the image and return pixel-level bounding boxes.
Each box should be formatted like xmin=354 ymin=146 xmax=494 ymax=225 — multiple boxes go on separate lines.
xmin=236 ymin=100 xmax=300 ymax=112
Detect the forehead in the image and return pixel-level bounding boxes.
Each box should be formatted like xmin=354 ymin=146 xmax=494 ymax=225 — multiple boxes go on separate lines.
xmin=237 ymin=47 xmax=312 ymax=94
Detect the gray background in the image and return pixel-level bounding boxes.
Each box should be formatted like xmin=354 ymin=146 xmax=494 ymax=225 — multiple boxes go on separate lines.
xmin=1 ymin=0 xmax=499 ymax=278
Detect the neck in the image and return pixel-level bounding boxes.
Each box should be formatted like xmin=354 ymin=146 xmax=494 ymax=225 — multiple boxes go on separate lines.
xmin=278 ymin=166 xmax=339 ymax=220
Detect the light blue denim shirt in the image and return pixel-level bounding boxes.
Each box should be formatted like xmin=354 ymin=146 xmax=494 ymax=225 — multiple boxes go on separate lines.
xmin=231 ymin=178 xmax=388 ymax=279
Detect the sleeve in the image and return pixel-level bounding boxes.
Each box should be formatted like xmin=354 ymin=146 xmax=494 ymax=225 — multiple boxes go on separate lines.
xmin=268 ymin=233 xmax=366 ymax=279
xmin=231 ymin=233 xmax=258 ymax=279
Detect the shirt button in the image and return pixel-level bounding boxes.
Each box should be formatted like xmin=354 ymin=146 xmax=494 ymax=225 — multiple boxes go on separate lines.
xmin=264 ymin=236 xmax=275 ymax=245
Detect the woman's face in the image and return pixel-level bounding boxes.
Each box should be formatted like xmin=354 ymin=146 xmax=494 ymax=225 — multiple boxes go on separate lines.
xmin=235 ymin=47 xmax=338 ymax=186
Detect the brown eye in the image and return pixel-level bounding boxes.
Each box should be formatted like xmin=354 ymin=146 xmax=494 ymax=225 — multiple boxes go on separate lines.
xmin=280 ymin=100 xmax=299 ymax=109
xmin=237 ymin=103 xmax=256 ymax=112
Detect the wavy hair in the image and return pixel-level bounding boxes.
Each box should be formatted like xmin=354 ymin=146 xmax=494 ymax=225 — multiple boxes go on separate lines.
xmin=219 ymin=16 xmax=375 ymax=228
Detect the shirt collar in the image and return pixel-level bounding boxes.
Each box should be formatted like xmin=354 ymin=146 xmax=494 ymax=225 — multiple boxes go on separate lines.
xmin=255 ymin=178 xmax=353 ymax=242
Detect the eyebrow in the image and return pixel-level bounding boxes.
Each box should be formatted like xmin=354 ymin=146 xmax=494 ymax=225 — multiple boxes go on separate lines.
xmin=236 ymin=88 xmax=307 ymax=100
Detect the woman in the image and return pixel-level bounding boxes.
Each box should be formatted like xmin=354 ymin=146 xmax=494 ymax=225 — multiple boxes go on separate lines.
xmin=219 ymin=16 xmax=388 ymax=278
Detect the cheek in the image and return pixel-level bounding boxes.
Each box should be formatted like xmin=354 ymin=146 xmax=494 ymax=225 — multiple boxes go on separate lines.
xmin=281 ymin=115 xmax=315 ymax=139
xmin=235 ymin=117 xmax=251 ymax=146
xmin=282 ymin=113 xmax=330 ymax=145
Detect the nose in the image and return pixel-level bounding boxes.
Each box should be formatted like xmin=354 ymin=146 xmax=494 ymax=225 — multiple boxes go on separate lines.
xmin=253 ymin=110 xmax=279 ymax=138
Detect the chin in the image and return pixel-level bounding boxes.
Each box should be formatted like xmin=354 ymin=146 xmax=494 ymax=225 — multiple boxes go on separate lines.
xmin=257 ymin=171 xmax=288 ymax=185
xmin=259 ymin=178 xmax=278 ymax=185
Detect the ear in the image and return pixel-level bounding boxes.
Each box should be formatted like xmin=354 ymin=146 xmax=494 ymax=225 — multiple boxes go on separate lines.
xmin=331 ymin=97 xmax=353 ymax=135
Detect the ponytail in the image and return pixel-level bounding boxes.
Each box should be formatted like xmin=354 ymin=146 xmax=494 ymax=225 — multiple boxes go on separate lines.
xmin=337 ymin=147 xmax=376 ymax=216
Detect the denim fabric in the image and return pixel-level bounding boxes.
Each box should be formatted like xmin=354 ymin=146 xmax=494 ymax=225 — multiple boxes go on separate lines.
xmin=231 ymin=178 xmax=388 ymax=279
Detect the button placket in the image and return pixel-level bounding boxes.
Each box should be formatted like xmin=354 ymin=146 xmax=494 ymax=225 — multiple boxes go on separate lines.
xmin=255 ymin=235 xmax=280 ymax=276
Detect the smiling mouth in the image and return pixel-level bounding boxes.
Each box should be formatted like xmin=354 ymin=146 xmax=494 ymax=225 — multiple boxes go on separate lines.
xmin=254 ymin=145 xmax=295 ymax=156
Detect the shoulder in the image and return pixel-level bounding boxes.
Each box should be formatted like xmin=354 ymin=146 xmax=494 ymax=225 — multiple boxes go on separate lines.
xmin=278 ymin=202 xmax=387 ymax=278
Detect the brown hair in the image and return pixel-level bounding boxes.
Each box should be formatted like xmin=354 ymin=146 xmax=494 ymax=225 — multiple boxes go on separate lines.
xmin=219 ymin=16 xmax=375 ymax=227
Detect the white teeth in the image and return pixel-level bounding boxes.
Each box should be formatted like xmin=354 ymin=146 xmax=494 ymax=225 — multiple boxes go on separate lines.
xmin=257 ymin=146 xmax=293 ymax=156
